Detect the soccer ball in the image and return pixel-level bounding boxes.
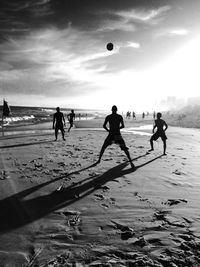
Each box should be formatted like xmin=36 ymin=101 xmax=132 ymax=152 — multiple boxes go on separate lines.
xmin=106 ymin=42 xmax=114 ymax=51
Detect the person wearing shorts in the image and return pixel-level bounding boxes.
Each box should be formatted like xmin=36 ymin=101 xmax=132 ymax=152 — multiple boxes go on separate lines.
xmin=53 ymin=107 xmax=66 ymax=141
xmin=96 ymin=105 xmax=135 ymax=169
xmin=67 ymin=109 xmax=75 ymax=132
xmin=149 ymin=112 xmax=168 ymax=155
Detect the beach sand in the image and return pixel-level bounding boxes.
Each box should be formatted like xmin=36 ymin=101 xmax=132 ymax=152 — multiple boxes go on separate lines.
xmin=0 ymin=120 xmax=200 ymax=266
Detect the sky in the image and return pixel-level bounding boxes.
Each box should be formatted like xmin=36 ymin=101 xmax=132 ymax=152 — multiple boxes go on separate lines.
xmin=0 ymin=0 xmax=200 ymax=112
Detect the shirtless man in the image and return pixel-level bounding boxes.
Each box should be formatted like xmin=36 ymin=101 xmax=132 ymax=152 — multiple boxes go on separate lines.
xmin=53 ymin=107 xmax=66 ymax=141
xmin=67 ymin=109 xmax=75 ymax=132
xmin=149 ymin=112 xmax=168 ymax=155
xmin=96 ymin=105 xmax=135 ymax=169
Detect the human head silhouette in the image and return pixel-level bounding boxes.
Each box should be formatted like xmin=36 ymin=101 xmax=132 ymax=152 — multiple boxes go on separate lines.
xmin=112 ymin=105 xmax=117 ymax=113
xmin=157 ymin=112 xmax=162 ymax=119
xmin=71 ymin=109 xmax=74 ymax=113
xmin=56 ymin=107 xmax=60 ymax=112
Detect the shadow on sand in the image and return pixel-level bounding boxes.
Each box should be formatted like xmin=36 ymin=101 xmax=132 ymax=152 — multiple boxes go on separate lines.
xmin=0 ymin=154 xmax=162 ymax=233
xmin=0 ymin=140 xmax=53 ymax=149
xmin=0 ymin=132 xmax=53 ymax=141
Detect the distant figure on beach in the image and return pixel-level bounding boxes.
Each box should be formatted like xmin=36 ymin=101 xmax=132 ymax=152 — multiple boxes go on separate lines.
xmin=153 ymin=111 xmax=156 ymax=119
xmin=67 ymin=109 xmax=75 ymax=132
xmin=132 ymin=111 xmax=136 ymax=120
xmin=142 ymin=112 xmax=145 ymax=119
xmin=96 ymin=105 xmax=135 ymax=169
xmin=53 ymin=107 xmax=66 ymax=141
xmin=149 ymin=112 xmax=168 ymax=155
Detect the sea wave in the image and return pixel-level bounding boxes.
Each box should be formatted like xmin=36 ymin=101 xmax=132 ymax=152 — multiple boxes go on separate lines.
xmin=4 ymin=115 xmax=35 ymax=124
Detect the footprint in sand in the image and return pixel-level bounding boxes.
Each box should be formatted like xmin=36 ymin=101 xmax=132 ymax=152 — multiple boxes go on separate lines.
xmin=1 ymin=170 xmax=10 ymax=179
xmin=94 ymin=193 xmax=105 ymax=201
xmin=154 ymin=210 xmax=171 ymax=220
xmin=163 ymin=199 xmax=187 ymax=206
xmin=134 ymin=192 xmax=149 ymax=203
xmin=103 ymin=158 xmax=113 ymax=161
xmin=132 ymin=237 xmax=148 ymax=247
xmin=137 ymin=146 xmax=145 ymax=149
xmin=110 ymin=220 xmax=135 ymax=240
xmin=109 ymin=197 xmax=116 ymax=205
xmin=124 ymin=179 xmax=132 ymax=185
xmin=100 ymin=185 xmax=110 ymax=192
xmin=100 ymin=203 xmax=109 ymax=209
xmin=89 ymin=172 xmax=99 ymax=177
xmin=68 ymin=214 xmax=81 ymax=227
xmin=172 ymin=169 xmax=185 ymax=176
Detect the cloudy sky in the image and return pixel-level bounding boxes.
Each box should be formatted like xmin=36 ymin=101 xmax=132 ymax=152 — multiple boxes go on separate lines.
xmin=0 ymin=0 xmax=200 ymax=111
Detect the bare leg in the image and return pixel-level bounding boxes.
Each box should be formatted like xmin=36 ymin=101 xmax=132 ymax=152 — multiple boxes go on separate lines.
xmin=149 ymin=138 xmax=154 ymax=151
xmin=68 ymin=123 xmax=73 ymax=132
xmin=96 ymin=144 xmax=107 ymax=164
xmin=61 ymin=129 xmax=65 ymax=140
xmin=55 ymin=128 xmax=58 ymax=140
xmin=123 ymin=148 xmax=135 ymax=169
xmin=96 ymin=142 xmax=109 ymax=164
xmin=163 ymin=140 xmax=167 ymax=155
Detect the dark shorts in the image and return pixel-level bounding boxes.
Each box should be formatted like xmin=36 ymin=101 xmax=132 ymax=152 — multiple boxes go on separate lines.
xmin=69 ymin=119 xmax=73 ymax=126
xmin=55 ymin=123 xmax=64 ymax=131
xmin=103 ymin=134 xmax=128 ymax=150
xmin=151 ymin=131 xmax=167 ymax=141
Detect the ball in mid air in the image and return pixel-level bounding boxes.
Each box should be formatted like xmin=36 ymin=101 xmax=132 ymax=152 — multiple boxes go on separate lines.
xmin=106 ymin=42 xmax=114 ymax=51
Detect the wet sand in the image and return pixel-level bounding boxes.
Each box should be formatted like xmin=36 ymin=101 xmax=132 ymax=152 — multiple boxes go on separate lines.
xmin=0 ymin=120 xmax=200 ymax=266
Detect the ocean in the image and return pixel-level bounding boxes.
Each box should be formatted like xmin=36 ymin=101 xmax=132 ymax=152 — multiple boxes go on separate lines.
xmin=0 ymin=106 xmax=106 ymax=129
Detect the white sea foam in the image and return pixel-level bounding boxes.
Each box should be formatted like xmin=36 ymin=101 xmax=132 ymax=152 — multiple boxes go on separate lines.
xmin=3 ymin=115 xmax=35 ymax=125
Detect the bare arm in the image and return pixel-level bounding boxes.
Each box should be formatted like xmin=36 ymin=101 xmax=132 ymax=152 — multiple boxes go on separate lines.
xmin=120 ymin=117 xmax=125 ymax=129
xmin=164 ymin=121 xmax=168 ymax=131
xmin=152 ymin=121 xmax=157 ymax=133
xmin=62 ymin=114 xmax=66 ymax=125
xmin=103 ymin=117 xmax=109 ymax=132
xmin=53 ymin=114 xmax=55 ymax=129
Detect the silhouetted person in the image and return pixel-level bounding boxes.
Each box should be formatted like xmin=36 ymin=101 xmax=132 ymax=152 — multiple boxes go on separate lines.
xmin=153 ymin=111 xmax=156 ymax=119
xmin=53 ymin=107 xmax=66 ymax=141
xmin=149 ymin=112 xmax=168 ymax=155
xmin=67 ymin=109 xmax=75 ymax=132
xmin=142 ymin=112 xmax=145 ymax=119
xmin=96 ymin=105 xmax=135 ymax=169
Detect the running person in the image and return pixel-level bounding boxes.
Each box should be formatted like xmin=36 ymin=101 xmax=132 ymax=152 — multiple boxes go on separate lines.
xmin=96 ymin=105 xmax=135 ymax=169
xmin=149 ymin=112 xmax=168 ymax=155
xmin=67 ymin=109 xmax=75 ymax=132
xmin=53 ymin=107 xmax=66 ymax=141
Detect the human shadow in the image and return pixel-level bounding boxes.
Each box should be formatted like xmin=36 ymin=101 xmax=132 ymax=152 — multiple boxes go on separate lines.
xmin=0 ymin=161 xmax=100 ymax=232
xmin=135 ymin=154 xmax=163 ymax=169
xmin=0 ymin=154 xmax=160 ymax=233
xmin=0 ymin=132 xmax=53 ymax=141
xmin=0 ymin=140 xmax=53 ymax=149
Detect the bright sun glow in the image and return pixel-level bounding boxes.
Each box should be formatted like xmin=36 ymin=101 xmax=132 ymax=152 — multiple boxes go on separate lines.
xmin=150 ymin=37 xmax=200 ymax=98
xmin=79 ymin=37 xmax=200 ymax=112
